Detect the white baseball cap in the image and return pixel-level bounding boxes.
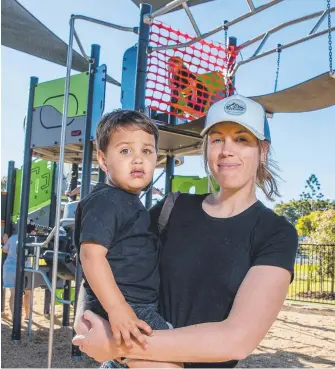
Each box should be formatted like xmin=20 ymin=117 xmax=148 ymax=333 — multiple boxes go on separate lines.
xmin=200 ymin=94 xmax=271 ymax=143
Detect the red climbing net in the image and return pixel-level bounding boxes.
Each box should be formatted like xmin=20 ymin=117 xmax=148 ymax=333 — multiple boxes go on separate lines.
xmin=146 ymin=22 xmax=240 ymax=121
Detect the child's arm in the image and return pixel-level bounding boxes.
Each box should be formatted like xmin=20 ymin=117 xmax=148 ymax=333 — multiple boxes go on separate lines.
xmin=80 ymin=242 xmax=152 ymax=349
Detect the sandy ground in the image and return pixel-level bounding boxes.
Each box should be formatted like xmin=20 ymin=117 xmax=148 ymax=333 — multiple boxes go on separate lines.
xmin=1 ymin=288 xmax=335 ymax=368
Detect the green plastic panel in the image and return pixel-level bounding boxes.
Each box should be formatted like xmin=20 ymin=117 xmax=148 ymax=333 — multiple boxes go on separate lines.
xmin=13 ymin=159 xmax=54 ymax=221
xmin=172 ymin=175 xmax=219 ymax=194
xmin=33 ymin=72 xmax=89 ymax=118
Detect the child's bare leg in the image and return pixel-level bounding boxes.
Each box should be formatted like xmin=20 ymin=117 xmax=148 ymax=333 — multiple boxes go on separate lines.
xmin=127 ymin=359 xmax=183 ymax=368
xmin=9 ymin=288 xmax=15 ymax=316
xmin=23 ymin=290 xmax=31 ymax=319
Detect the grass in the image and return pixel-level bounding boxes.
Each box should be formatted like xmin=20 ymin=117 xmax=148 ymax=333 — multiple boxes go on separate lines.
xmin=287 ymin=263 xmax=335 ymax=304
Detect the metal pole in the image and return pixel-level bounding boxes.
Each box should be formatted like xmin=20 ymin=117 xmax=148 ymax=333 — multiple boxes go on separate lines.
xmin=69 ymin=163 xmax=79 ymax=201
xmin=12 ymin=77 xmax=38 ymax=343
xmin=49 ymin=163 xmax=58 ymax=229
xmin=28 ymin=236 xmax=40 ymax=339
xmin=145 ymin=0 xmax=188 ymax=22
xmin=5 ymin=161 xmax=16 ymax=236
xmin=80 ymin=44 xmax=100 ymax=198
xmin=72 ymin=44 xmax=100 ymax=360
xmin=182 ymin=2 xmax=201 ymax=36
xmin=98 ymin=168 xmax=106 ymax=184
xmin=228 ymin=36 xmax=237 ymax=94
xmin=47 ymin=16 xmax=75 ymax=369
xmin=165 ymin=114 xmax=177 ymax=194
xmin=165 ymin=156 xmax=175 ymax=194
xmin=232 ymin=26 xmax=335 ymax=75
xmin=73 ymin=14 xmax=137 ymax=33
xmin=134 ymin=3 xmax=152 ymax=112
xmin=149 ymin=0 xmax=283 ymax=52
xmin=145 ymin=187 xmax=153 ymax=209
xmin=44 ymin=163 xmax=57 ymax=317
xmin=62 ymin=280 xmax=71 ymax=326
xmin=246 ymin=0 xmax=255 ymax=11
xmin=135 ymin=3 xmax=152 ymax=207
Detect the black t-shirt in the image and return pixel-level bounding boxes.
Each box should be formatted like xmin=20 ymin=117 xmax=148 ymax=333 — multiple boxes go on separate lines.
xmin=74 ymin=184 xmax=160 ymax=304
xmin=149 ymin=193 xmax=298 ymax=368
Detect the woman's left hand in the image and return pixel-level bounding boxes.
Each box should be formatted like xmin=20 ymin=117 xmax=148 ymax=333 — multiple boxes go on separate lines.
xmin=72 ymin=310 xmax=125 ymax=362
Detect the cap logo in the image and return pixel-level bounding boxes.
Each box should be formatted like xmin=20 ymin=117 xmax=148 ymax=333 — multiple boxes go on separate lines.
xmin=224 ymin=99 xmax=246 ymax=116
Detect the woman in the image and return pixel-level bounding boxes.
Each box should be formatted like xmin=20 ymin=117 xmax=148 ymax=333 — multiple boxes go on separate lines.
xmin=73 ymin=94 xmax=298 ymax=368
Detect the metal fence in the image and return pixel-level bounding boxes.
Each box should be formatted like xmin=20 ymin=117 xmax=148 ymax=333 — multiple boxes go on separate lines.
xmin=287 ymin=244 xmax=335 ymax=305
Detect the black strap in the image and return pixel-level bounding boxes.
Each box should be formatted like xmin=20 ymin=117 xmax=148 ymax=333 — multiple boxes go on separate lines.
xmin=158 ymin=191 xmax=181 ymax=234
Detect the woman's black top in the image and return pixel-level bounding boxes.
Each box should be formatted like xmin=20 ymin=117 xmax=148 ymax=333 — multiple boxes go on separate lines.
xmin=149 ymin=194 xmax=298 ymax=368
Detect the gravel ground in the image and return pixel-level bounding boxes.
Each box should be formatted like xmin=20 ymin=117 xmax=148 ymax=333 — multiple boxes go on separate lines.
xmin=1 ymin=288 xmax=335 ymax=368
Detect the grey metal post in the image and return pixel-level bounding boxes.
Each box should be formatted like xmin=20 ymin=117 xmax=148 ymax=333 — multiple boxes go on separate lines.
xmin=145 ymin=186 xmax=153 ymax=208
xmin=165 ymin=157 xmax=175 ymax=194
xmin=5 ymin=161 xmax=16 ymax=236
xmin=28 ymin=236 xmax=40 ymax=339
xmin=69 ymin=163 xmax=79 ymax=200
xmin=62 ymin=280 xmax=71 ymax=326
xmin=134 ymin=3 xmax=152 ymax=206
xmin=12 ymin=76 xmax=38 ymax=343
xmin=228 ymin=36 xmax=237 ymax=93
xmin=47 ymin=15 xmax=75 ymax=368
xmin=98 ymin=168 xmax=106 ymax=184
xmin=134 ymin=3 xmax=151 ymax=112
xmin=165 ymin=114 xmax=177 ymax=194
xmin=80 ymin=44 xmax=100 ymax=198
xmin=72 ymin=44 xmax=100 ymax=360
xmin=44 ymin=163 xmax=57 ymax=317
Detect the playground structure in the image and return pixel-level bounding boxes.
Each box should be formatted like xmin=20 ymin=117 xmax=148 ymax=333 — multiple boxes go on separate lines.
xmin=1 ymin=0 xmax=335 ymax=367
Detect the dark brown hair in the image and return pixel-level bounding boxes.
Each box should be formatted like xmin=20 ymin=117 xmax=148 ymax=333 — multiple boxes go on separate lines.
xmin=96 ymin=110 xmax=159 ymax=153
xmin=202 ymin=134 xmax=281 ymax=201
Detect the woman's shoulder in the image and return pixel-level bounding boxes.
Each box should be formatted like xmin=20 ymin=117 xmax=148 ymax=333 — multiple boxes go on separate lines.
xmin=149 ymin=192 xmax=205 ymax=224
xmin=251 ymin=203 xmax=299 ymax=275
xmin=258 ymin=203 xmax=296 ymax=231
xmin=253 ymin=202 xmax=298 ymax=245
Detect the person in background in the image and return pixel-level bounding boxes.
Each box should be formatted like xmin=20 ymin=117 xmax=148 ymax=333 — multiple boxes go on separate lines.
xmin=2 ymin=221 xmax=36 ymax=320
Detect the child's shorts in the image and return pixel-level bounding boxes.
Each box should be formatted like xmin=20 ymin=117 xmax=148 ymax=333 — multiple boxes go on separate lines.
xmin=83 ymin=295 xmax=172 ymax=369
xmin=84 ymin=294 xmax=170 ymax=330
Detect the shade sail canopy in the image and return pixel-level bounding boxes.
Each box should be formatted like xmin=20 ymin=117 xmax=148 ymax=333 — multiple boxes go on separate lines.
xmin=1 ymin=0 xmax=120 ymax=86
xmin=251 ymin=72 xmax=335 ymax=114
xmin=176 ymin=72 xmax=335 ymax=134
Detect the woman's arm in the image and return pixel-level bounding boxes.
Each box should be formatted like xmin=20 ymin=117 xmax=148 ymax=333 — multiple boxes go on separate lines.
xmin=73 ymin=265 xmax=291 ymax=363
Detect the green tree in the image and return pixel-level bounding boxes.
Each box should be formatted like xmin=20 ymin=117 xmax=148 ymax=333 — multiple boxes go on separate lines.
xmin=300 ymin=174 xmax=324 ymax=200
xmin=296 ymin=211 xmax=322 ymax=237
xmin=274 ymin=199 xmax=335 ymax=225
xmin=300 ymin=210 xmax=335 ymax=295
xmin=309 ymin=210 xmax=335 ymax=244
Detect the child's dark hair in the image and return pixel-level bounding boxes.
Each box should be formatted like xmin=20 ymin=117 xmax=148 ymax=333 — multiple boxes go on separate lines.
xmin=96 ymin=110 xmax=159 ymax=153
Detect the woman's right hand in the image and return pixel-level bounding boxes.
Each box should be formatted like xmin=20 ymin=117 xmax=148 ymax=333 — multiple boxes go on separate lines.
xmin=73 ymin=310 xmax=126 ymax=363
xmin=73 ymin=310 xmax=91 ymax=335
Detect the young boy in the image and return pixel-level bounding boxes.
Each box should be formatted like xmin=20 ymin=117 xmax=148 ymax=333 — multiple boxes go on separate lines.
xmin=74 ymin=110 xmax=181 ymax=368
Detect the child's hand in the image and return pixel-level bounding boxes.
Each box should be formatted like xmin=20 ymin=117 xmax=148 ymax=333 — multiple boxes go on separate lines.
xmin=108 ymin=302 xmax=153 ymax=350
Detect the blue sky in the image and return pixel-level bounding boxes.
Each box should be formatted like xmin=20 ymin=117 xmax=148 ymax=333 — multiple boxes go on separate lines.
xmin=1 ymin=0 xmax=334 ymax=208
